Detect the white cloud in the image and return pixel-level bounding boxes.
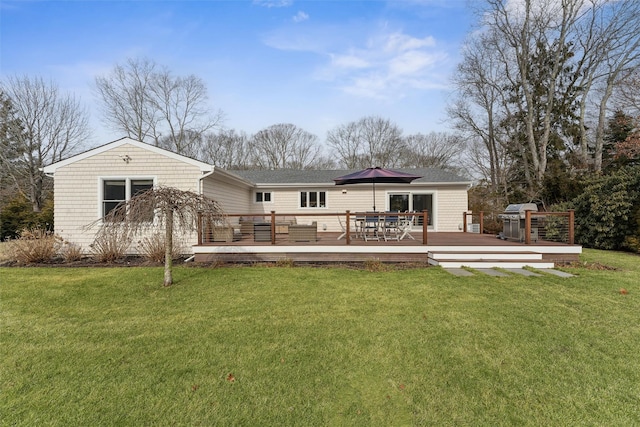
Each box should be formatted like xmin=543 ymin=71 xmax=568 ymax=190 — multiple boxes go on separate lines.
xmin=388 ymin=50 xmax=442 ymax=76
xmin=293 ymin=11 xmax=309 ymax=23
xmin=331 ymin=53 xmax=370 ymax=69
xmin=263 ymin=21 xmax=451 ymax=100
xmin=327 ymin=30 xmax=448 ymax=99
xmin=253 ymin=0 xmax=293 ymax=8
xmin=379 ymin=32 xmax=436 ymax=53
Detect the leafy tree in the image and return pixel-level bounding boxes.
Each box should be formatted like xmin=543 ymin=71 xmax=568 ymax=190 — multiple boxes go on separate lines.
xmin=0 ymin=91 xmax=24 ymax=211
xmin=613 ymin=130 xmax=640 ymax=168
xmin=603 ymin=110 xmax=635 ymax=171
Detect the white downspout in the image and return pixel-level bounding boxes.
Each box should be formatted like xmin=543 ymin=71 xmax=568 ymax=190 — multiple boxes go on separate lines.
xmin=199 ymin=167 xmax=216 ymax=195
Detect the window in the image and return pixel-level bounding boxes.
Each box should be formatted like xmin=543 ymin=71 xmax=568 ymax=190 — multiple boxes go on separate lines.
xmin=255 ymin=191 xmax=272 ymax=203
xmin=388 ymin=192 xmax=434 ymax=227
xmin=102 ymin=178 xmax=154 ymax=219
xmin=300 ymin=191 xmax=326 ymax=208
xmin=103 ymin=180 xmax=126 ymax=217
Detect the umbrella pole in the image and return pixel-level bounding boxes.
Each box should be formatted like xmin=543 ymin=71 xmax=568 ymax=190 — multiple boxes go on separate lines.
xmin=373 ymin=180 xmax=376 ymax=211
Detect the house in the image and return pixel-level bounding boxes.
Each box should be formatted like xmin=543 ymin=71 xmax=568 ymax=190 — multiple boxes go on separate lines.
xmin=43 ymin=137 xmax=472 ymax=254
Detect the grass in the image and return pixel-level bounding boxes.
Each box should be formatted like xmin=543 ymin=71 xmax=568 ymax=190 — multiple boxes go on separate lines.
xmin=1 ymin=248 xmax=640 ymax=426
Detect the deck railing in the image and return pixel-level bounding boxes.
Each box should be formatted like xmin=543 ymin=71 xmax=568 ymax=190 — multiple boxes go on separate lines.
xmin=463 ymin=210 xmax=575 ymax=245
xmin=197 ymin=210 xmax=430 ymax=245
xmin=525 ymin=210 xmax=575 ymax=245
xmin=462 ymin=211 xmax=485 ymax=234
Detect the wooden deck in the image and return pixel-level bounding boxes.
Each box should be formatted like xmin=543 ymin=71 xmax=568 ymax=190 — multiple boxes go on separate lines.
xmin=193 ymin=232 xmax=582 ymax=266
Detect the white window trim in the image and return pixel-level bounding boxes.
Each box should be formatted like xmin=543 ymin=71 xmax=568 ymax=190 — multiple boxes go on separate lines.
xmin=299 ymin=189 xmax=328 ymax=209
xmin=254 ymin=191 xmax=273 ymax=204
xmin=385 ymin=190 xmax=437 ymax=230
xmin=98 ymin=176 xmax=156 ymax=219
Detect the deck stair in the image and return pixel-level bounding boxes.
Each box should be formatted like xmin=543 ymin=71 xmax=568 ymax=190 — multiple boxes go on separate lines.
xmin=428 ymin=250 xmax=555 ymax=269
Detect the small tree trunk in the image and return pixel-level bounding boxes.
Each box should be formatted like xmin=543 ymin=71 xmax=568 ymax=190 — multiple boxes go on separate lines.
xmin=164 ymin=207 xmax=174 ymax=286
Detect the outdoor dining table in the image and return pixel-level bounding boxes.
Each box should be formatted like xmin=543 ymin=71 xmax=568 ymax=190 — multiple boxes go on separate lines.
xmin=354 ymin=212 xmax=401 ymax=241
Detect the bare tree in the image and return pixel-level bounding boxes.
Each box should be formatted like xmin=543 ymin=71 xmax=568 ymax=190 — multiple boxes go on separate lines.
xmin=615 ymin=70 xmax=640 ymax=115
xmin=94 ymin=57 xmax=222 ymax=153
xmin=570 ymin=0 xmax=640 ymax=171
xmin=250 ymin=123 xmax=321 ymax=169
xmin=326 ymin=121 xmax=364 ymax=169
xmin=0 ymin=76 xmax=90 ymax=212
xmin=400 ymin=132 xmax=466 ymax=170
xmin=200 ymin=129 xmax=252 ymax=169
xmin=483 ymin=0 xmax=586 ymax=188
xmin=94 ymin=187 xmax=226 ymax=286
xmin=326 ymin=116 xmax=405 ymax=168
xmin=450 ymin=0 xmax=640 ymax=201
xmin=94 ymin=57 xmax=159 ymax=142
xmin=447 ymin=31 xmax=514 ymax=196
xmin=359 ymin=116 xmax=405 ymax=168
xmin=152 ymin=73 xmax=223 ymax=154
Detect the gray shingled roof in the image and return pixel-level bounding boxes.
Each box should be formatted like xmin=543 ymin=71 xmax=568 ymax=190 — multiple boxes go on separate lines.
xmin=228 ymin=168 xmax=470 ymax=185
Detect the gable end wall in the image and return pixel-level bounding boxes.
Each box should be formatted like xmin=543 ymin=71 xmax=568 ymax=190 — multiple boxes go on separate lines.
xmin=53 ymin=144 xmax=204 ymax=253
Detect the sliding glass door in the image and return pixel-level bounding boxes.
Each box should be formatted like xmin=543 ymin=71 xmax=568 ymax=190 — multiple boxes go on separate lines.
xmin=412 ymin=194 xmax=433 ymax=226
xmin=387 ymin=193 xmax=433 ymax=227
xmin=389 ymin=194 xmax=409 ymax=212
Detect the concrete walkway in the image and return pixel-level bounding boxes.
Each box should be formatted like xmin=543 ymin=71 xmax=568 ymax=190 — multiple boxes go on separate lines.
xmin=445 ymin=267 xmax=575 ymax=277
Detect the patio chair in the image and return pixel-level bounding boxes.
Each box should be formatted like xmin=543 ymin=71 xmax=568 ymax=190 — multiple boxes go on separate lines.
xmin=337 ymin=215 xmax=357 ymax=240
xmin=383 ymin=211 xmax=400 ymax=241
xmin=398 ymin=212 xmax=415 ymax=240
xmin=362 ymin=212 xmax=380 ymax=241
xmin=354 ymin=214 xmax=366 ymax=239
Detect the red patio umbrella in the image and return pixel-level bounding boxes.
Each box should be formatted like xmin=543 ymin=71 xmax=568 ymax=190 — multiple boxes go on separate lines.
xmin=333 ymin=167 xmax=422 ymax=211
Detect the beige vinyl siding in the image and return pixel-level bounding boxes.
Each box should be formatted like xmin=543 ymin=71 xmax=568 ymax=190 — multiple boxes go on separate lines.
xmin=53 ymin=143 xmax=205 ymax=253
xmin=244 ymin=184 xmax=468 ymax=232
xmin=435 ymin=187 xmax=469 ymax=232
xmin=202 ymin=174 xmax=252 ymax=224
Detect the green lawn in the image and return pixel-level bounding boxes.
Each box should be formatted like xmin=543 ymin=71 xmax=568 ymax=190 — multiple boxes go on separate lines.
xmin=2 ymin=249 xmax=640 ymax=426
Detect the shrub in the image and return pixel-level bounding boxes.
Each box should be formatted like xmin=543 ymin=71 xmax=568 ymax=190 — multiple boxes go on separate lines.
xmin=572 ymin=166 xmax=640 ymax=250
xmin=275 ymin=258 xmax=294 ymax=268
xmin=59 ymin=240 xmax=84 ymax=262
xmin=364 ymin=258 xmax=388 ymax=272
xmin=482 ymin=217 xmax=503 ymax=235
xmin=0 ymin=195 xmax=54 ymax=241
xmin=9 ymin=228 xmax=61 ymax=264
xmin=90 ymin=227 xmax=132 ymax=263
xmin=136 ymin=233 xmax=183 ymax=263
xmin=622 ymin=207 xmax=640 ymax=253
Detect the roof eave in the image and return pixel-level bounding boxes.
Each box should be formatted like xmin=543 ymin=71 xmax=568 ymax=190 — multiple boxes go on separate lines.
xmin=43 ymin=137 xmax=214 ymax=174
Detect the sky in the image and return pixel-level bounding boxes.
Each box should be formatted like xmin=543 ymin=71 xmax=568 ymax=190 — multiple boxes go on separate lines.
xmin=0 ymin=0 xmax=475 ymax=148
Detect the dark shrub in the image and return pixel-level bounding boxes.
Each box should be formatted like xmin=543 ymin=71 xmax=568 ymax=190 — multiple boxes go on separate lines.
xmin=0 ymin=195 xmax=53 ymax=241
xmin=572 ymin=166 xmax=640 ymax=251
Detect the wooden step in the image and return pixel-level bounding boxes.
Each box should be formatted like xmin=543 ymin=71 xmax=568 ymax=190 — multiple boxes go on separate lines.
xmin=429 ymin=259 xmax=555 ymax=269
xmin=428 ymin=251 xmax=542 ymax=261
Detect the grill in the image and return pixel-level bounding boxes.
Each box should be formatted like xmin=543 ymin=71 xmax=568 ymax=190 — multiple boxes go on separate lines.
xmin=497 ymin=203 xmax=539 ymax=242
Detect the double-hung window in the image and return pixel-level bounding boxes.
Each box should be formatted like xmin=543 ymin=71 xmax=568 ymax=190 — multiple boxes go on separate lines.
xmin=300 ymin=190 xmax=326 ymax=208
xmin=102 ymin=178 xmax=154 ymax=219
